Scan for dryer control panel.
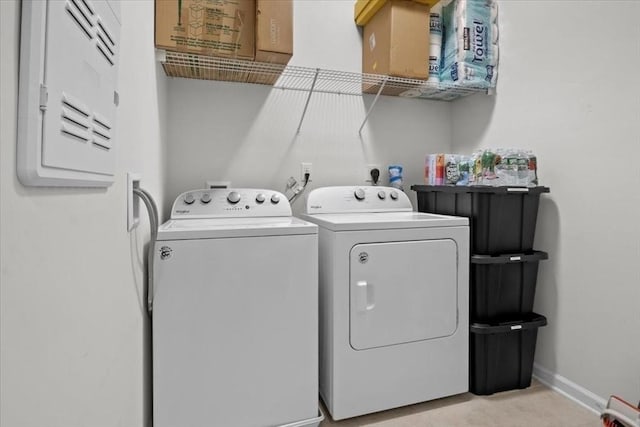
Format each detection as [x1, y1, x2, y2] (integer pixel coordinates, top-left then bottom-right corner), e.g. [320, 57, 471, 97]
[171, 189, 292, 219]
[305, 186, 412, 214]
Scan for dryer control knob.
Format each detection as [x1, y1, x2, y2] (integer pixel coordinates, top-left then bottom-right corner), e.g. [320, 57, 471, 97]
[200, 193, 212, 204]
[270, 194, 280, 204]
[377, 190, 386, 200]
[184, 193, 195, 205]
[354, 188, 366, 200]
[390, 190, 399, 200]
[227, 191, 241, 204]
[255, 193, 266, 204]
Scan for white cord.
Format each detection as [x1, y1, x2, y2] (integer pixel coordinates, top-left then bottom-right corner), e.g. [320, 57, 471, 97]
[288, 175, 310, 203]
[133, 188, 159, 316]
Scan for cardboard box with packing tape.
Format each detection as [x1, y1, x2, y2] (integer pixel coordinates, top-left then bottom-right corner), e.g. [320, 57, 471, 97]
[362, 0, 430, 94]
[248, 0, 293, 84]
[156, 0, 255, 81]
[156, 0, 255, 58]
[156, 0, 292, 84]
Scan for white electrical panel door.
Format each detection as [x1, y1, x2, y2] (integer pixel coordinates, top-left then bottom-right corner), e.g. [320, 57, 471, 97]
[18, 0, 121, 187]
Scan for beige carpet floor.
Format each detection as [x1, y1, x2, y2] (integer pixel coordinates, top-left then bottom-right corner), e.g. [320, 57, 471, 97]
[319, 380, 601, 427]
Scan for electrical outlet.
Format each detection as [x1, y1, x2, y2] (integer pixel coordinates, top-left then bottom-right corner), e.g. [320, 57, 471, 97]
[301, 162, 312, 183]
[127, 173, 141, 232]
[366, 164, 381, 185]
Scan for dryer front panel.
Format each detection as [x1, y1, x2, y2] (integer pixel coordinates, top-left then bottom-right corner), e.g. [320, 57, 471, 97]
[349, 239, 458, 350]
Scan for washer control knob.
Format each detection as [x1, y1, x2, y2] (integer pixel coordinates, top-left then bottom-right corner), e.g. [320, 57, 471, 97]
[354, 188, 366, 200]
[270, 194, 280, 204]
[255, 193, 266, 204]
[378, 191, 386, 200]
[200, 193, 212, 204]
[184, 193, 195, 205]
[227, 191, 241, 204]
[390, 190, 399, 200]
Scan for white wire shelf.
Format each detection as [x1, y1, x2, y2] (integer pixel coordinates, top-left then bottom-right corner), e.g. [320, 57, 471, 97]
[158, 50, 492, 133]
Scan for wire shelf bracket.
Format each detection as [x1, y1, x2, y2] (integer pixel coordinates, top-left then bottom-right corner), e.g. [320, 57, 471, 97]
[358, 76, 388, 137]
[296, 68, 319, 134]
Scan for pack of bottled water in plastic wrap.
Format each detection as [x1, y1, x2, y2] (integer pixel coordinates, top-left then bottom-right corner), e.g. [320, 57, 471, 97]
[425, 149, 538, 187]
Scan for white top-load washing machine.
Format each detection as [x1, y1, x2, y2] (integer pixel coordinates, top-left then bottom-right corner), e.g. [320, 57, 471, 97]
[302, 186, 470, 420]
[153, 189, 320, 427]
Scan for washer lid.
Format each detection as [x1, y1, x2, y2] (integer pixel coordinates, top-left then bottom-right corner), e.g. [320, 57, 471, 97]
[156, 216, 318, 240]
[300, 211, 468, 231]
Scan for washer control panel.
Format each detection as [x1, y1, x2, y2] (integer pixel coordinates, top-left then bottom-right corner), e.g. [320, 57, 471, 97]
[171, 188, 292, 219]
[305, 186, 412, 214]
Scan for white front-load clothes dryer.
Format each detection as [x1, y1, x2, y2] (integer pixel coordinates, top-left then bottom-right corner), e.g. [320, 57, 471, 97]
[301, 186, 470, 420]
[153, 189, 320, 427]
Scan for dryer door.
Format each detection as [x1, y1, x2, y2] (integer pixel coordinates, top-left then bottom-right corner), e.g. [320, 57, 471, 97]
[350, 239, 458, 350]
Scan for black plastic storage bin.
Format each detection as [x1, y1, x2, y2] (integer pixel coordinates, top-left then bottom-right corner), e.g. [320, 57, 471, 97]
[471, 251, 548, 321]
[411, 185, 550, 254]
[470, 313, 547, 395]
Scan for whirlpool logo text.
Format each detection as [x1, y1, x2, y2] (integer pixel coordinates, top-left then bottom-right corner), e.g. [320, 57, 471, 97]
[160, 246, 173, 260]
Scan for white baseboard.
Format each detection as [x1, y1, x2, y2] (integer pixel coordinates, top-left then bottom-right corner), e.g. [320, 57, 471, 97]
[533, 363, 607, 415]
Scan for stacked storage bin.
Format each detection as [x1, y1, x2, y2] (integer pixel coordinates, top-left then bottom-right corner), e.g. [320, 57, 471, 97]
[411, 185, 550, 395]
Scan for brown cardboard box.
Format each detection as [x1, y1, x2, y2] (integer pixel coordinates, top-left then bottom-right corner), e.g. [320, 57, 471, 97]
[247, 0, 293, 85]
[255, 0, 293, 64]
[362, 0, 429, 94]
[155, 0, 255, 61]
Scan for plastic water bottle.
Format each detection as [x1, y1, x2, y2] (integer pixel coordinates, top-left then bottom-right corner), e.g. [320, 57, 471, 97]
[388, 165, 404, 191]
[527, 151, 538, 187]
[516, 150, 529, 186]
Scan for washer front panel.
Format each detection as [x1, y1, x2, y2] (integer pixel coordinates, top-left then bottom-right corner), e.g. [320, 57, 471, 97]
[153, 234, 318, 427]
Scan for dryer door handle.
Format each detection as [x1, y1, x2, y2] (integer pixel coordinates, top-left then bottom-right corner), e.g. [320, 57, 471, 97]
[355, 281, 375, 312]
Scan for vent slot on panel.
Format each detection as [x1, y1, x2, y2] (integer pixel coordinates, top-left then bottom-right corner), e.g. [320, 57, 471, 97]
[96, 17, 117, 66]
[97, 19, 115, 47]
[66, 0, 94, 40]
[97, 33, 114, 56]
[93, 128, 110, 140]
[92, 113, 112, 131]
[92, 140, 111, 151]
[61, 108, 90, 130]
[92, 111, 112, 150]
[96, 44, 114, 65]
[60, 93, 92, 143]
[62, 92, 90, 117]
[71, 0, 94, 28]
[61, 124, 90, 143]
[80, 0, 95, 15]
[92, 129, 111, 144]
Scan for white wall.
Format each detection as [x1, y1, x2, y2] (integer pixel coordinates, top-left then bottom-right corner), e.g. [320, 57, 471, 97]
[0, 1, 166, 426]
[165, 0, 452, 216]
[452, 1, 640, 407]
